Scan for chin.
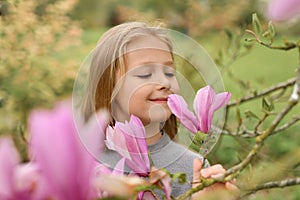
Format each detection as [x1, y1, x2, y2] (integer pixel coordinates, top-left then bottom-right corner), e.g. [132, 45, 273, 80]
[150, 112, 171, 124]
[139, 114, 170, 126]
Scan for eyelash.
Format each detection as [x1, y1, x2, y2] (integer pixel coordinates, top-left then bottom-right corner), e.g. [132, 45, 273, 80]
[136, 73, 175, 79]
[136, 74, 151, 78]
[165, 72, 175, 77]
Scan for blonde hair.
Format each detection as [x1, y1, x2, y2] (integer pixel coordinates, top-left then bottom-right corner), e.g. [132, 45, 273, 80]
[81, 21, 177, 139]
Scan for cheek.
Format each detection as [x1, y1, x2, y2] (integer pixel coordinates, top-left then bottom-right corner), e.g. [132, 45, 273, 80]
[128, 85, 151, 105]
[116, 77, 142, 100]
[171, 79, 180, 94]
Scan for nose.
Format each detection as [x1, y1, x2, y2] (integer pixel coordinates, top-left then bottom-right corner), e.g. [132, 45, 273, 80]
[155, 73, 171, 90]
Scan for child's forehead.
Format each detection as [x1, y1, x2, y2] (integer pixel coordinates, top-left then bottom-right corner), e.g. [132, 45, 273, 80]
[126, 35, 170, 52]
[124, 48, 173, 69]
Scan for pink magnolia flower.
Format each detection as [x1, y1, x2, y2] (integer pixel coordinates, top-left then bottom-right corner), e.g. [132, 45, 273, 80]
[105, 116, 172, 199]
[0, 137, 48, 200]
[267, 0, 300, 22]
[28, 101, 109, 200]
[168, 85, 231, 134]
[105, 115, 151, 176]
[148, 167, 172, 200]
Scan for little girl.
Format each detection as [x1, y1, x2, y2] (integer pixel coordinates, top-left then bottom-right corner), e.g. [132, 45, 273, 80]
[79, 22, 236, 198]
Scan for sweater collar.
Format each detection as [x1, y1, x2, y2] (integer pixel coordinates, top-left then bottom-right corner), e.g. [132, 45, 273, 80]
[148, 131, 170, 153]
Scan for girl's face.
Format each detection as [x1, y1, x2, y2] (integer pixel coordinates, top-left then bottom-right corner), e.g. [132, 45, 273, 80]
[112, 36, 179, 125]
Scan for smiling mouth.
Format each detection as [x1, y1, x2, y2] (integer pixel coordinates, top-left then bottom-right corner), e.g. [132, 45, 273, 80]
[150, 98, 168, 103]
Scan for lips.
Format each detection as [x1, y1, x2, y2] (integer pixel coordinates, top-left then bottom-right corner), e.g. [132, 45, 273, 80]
[149, 97, 168, 103]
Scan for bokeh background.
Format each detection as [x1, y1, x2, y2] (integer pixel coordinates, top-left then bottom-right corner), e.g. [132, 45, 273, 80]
[1, 0, 299, 199]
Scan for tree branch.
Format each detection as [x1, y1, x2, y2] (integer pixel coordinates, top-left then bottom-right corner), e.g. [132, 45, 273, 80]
[220, 114, 300, 137]
[176, 31, 300, 200]
[244, 177, 300, 196]
[224, 98, 298, 179]
[271, 115, 300, 134]
[254, 113, 268, 134]
[246, 29, 299, 51]
[175, 177, 218, 200]
[175, 96, 298, 199]
[227, 78, 296, 108]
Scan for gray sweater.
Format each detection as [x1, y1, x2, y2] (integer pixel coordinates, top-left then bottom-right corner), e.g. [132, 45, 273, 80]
[100, 133, 209, 198]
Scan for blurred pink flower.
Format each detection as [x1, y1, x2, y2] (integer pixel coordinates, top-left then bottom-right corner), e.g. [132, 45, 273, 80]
[138, 191, 157, 200]
[267, 0, 300, 22]
[93, 173, 149, 199]
[0, 137, 48, 200]
[168, 85, 231, 134]
[105, 115, 151, 176]
[28, 101, 109, 200]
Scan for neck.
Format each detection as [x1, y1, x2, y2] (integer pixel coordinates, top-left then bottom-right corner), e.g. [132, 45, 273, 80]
[144, 122, 162, 145]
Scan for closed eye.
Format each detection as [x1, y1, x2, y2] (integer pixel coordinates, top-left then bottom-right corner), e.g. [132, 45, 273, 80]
[136, 74, 152, 79]
[165, 72, 175, 77]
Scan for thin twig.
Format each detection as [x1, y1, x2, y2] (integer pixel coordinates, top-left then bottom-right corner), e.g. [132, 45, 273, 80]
[175, 97, 298, 199]
[227, 78, 296, 108]
[221, 114, 300, 137]
[224, 99, 298, 179]
[246, 29, 298, 51]
[270, 87, 287, 101]
[175, 177, 218, 200]
[254, 113, 268, 134]
[244, 177, 300, 197]
[272, 115, 300, 134]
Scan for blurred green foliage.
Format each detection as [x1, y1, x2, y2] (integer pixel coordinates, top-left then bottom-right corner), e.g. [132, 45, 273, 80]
[71, 0, 260, 36]
[0, 0, 82, 158]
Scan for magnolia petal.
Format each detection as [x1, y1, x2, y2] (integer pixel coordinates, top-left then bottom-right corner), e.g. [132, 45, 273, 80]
[194, 86, 215, 133]
[78, 110, 109, 159]
[13, 163, 39, 192]
[138, 191, 157, 200]
[13, 163, 50, 200]
[115, 118, 150, 176]
[113, 124, 134, 160]
[106, 125, 131, 159]
[129, 115, 148, 157]
[267, 0, 300, 21]
[129, 115, 150, 172]
[161, 175, 172, 200]
[213, 92, 231, 111]
[93, 174, 147, 198]
[168, 94, 199, 134]
[0, 137, 20, 198]
[129, 115, 146, 139]
[112, 158, 126, 175]
[94, 164, 112, 175]
[149, 168, 172, 200]
[28, 101, 97, 200]
[29, 103, 78, 198]
[104, 126, 116, 151]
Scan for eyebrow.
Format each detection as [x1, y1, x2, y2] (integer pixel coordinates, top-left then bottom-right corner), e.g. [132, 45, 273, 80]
[139, 60, 174, 66]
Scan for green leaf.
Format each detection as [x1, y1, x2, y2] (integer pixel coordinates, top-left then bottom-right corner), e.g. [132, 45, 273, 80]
[244, 109, 260, 120]
[148, 150, 155, 167]
[244, 38, 254, 48]
[262, 30, 270, 38]
[268, 21, 276, 38]
[224, 28, 233, 40]
[171, 172, 187, 184]
[262, 97, 274, 112]
[193, 131, 207, 147]
[252, 13, 262, 34]
[236, 107, 242, 125]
